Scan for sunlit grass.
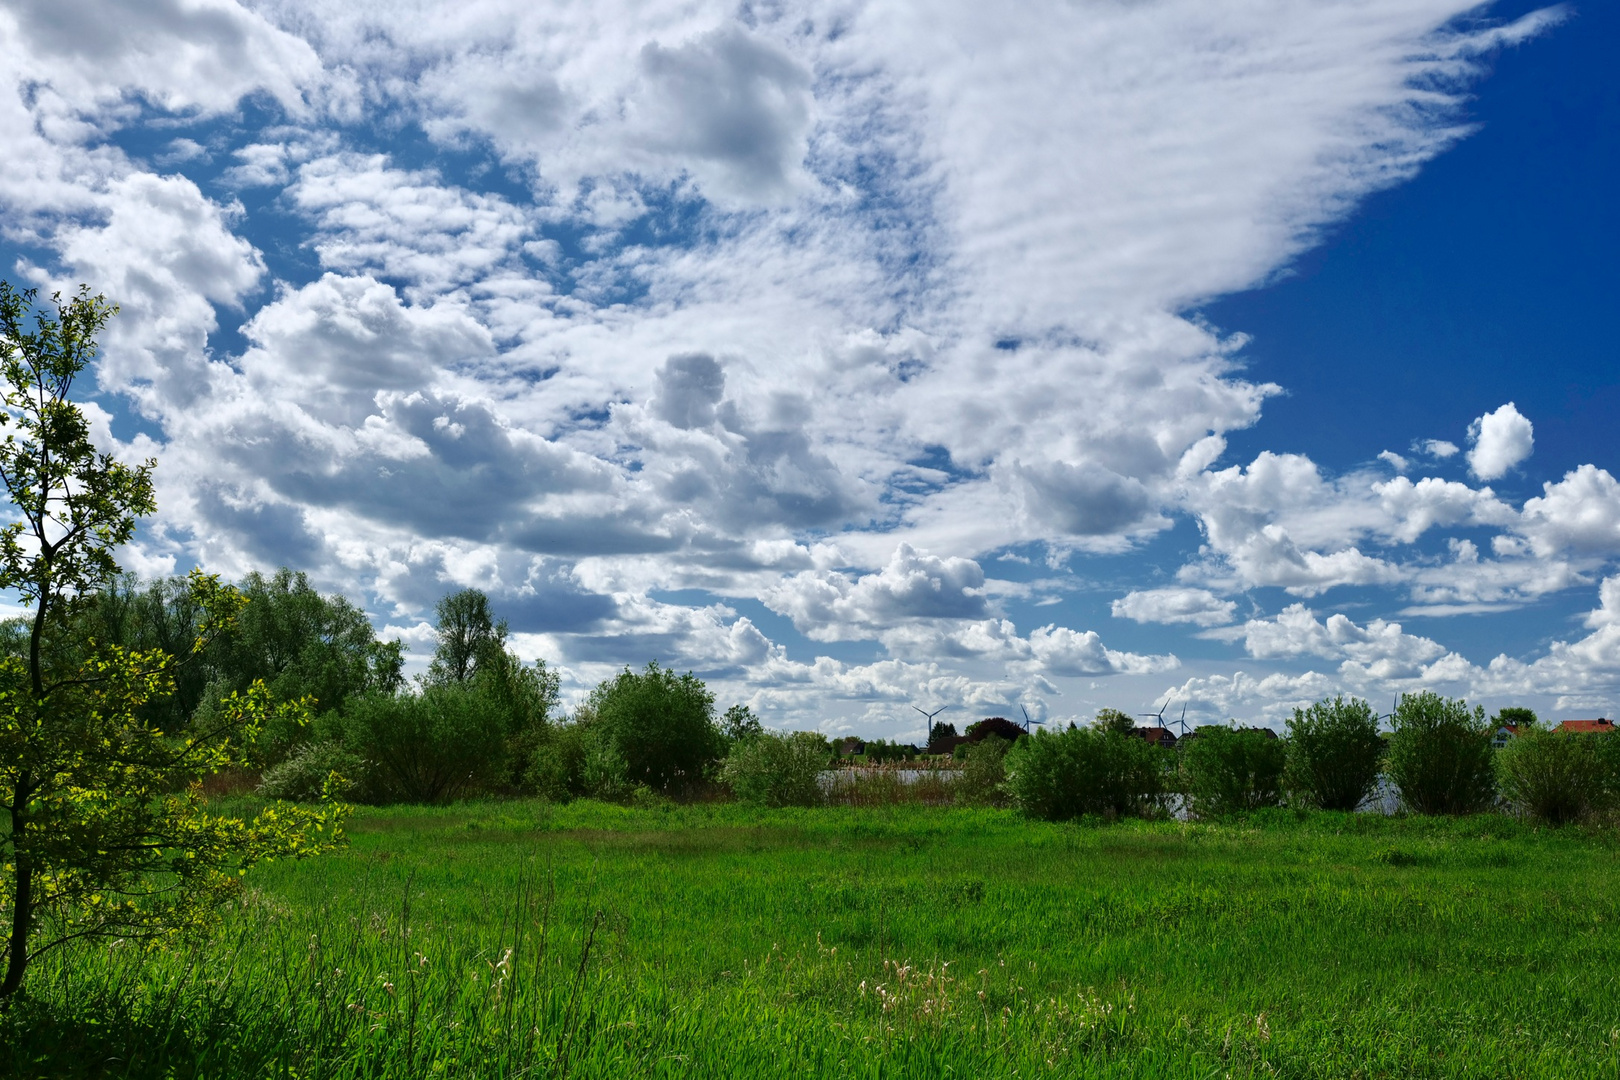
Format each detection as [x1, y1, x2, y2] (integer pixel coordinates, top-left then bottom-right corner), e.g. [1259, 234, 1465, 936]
[6, 802, 1620, 1077]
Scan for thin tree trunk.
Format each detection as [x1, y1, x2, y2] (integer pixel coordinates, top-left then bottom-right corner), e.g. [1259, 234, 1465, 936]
[1, 780, 32, 1001]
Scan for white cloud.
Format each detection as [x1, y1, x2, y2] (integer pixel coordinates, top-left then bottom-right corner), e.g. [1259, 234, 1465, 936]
[1416, 438, 1460, 458]
[1019, 626, 1179, 678]
[1113, 587, 1237, 627]
[1227, 603, 1451, 682]
[1516, 465, 1620, 558]
[1467, 402, 1534, 480]
[762, 543, 990, 640]
[0, 0, 321, 117]
[3, 0, 1603, 726]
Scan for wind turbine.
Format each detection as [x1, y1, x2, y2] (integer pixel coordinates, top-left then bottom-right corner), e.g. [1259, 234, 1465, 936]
[1138, 695, 1172, 728]
[1172, 702, 1190, 738]
[1019, 704, 1047, 733]
[913, 704, 952, 728]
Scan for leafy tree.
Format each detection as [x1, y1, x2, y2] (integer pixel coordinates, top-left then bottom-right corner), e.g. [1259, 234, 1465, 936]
[426, 588, 507, 686]
[721, 731, 829, 807]
[864, 738, 920, 763]
[0, 283, 342, 1000]
[1181, 727, 1287, 818]
[1497, 728, 1613, 825]
[1493, 706, 1539, 731]
[1094, 708, 1136, 735]
[1004, 725, 1170, 821]
[926, 721, 959, 755]
[201, 569, 404, 761]
[218, 568, 403, 704]
[587, 662, 721, 794]
[71, 575, 211, 729]
[1284, 696, 1385, 811]
[965, 716, 1025, 743]
[1386, 692, 1496, 815]
[411, 587, 561, 794]
[721, 703, 764, 745]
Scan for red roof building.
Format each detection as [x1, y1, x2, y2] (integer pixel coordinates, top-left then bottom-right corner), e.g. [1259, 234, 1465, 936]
[1557, 718, 1616, 735]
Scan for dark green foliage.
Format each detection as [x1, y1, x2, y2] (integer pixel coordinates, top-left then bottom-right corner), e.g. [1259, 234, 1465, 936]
[926, 721, 958, 754]
[965, 716, 1025, 743]
[1285, 696, 1385, 811]
[721, 703, 764, 746]
[204, 569, 404, 761]
[71, 576, 212, 730]
[336, 687, 508, 803]
[1181, 727, 1287, 818]
[1387, 692, 1496, 815]
[721, 731, 830, 807]
[862, 738, 918, 763]
[954, 735, 1010, 806]
[256, 741, 363, 802]
[523, 721, 590, 801]
[1494, 706, 1539, 730]
[586, 662, 722, 794]
[1003, 725, 1169, 821]
[1496, 728, 1613, 825]
[425, 588, 505, 686]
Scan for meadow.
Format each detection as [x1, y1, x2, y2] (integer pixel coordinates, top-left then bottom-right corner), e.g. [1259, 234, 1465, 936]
[5, 801, 1620, 1079]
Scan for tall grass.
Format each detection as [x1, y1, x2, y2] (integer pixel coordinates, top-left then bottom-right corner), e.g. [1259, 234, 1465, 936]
[6, 801, 1620, 1078]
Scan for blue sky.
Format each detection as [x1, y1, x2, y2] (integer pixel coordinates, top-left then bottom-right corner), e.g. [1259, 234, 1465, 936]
[1, 0, 1616, 737]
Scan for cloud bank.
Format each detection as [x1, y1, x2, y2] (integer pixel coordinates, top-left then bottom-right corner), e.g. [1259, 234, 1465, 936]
[0, 0, 1608, 732]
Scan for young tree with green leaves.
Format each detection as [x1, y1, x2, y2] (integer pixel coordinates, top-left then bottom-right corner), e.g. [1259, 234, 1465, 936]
[1285, 696, 1385, 811]
[1181, 727, 1288, 818]
[1093, 707, 1137, 735]
[1386, 691, 1496, 815]
[0, 283, 343, 1001]
[588, 661, 721, 795]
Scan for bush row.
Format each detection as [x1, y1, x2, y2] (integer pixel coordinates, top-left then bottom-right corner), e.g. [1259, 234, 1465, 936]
[1003, 692, 1620, 826]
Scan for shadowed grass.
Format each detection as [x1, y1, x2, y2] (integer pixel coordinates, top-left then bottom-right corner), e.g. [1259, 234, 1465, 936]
[5, 802, 1620, 1077]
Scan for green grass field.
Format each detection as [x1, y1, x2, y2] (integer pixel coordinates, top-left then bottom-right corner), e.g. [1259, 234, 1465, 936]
[6, 802, 1620, 1078]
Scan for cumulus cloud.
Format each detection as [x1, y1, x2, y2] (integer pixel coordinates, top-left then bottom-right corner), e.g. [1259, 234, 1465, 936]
[1113, 587, 1236, 627]
[1019, 626, 1179, 678]
[634, 27, 814, 202]
[1516, 465, 1620, 557]
[653, 354, 726, 429]
[1416, 438, 1461, 458]
[1467, 402, 1534, 480]
[763, 544, 990, 640]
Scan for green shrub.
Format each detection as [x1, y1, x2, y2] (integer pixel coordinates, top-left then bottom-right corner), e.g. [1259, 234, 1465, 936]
[1497, 729, 1613, 825]
[256, 740, 363, 802]
[580, 725, 632, 801]
[1285, 696, 1385, 811]
[954, 736, 1011, 807]
[720, 731, 830, 807]
[1004, 726, 1170, 821]
[1386, 692, 1495, 815]
[523, 722, 583, 801]
[337, 685, 509, 803]
[588, 663, 723, 795]
[1181, 727, 1287, 818]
